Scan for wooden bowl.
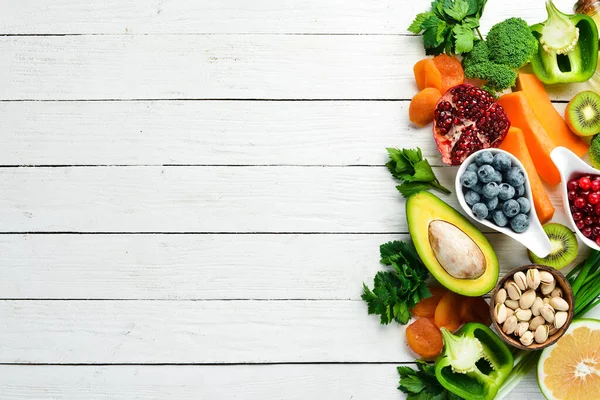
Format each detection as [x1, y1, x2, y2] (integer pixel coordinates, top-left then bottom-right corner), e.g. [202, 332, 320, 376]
[489, 264, 574, 351]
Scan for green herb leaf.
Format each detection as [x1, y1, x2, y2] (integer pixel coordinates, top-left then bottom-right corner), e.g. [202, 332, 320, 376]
[386, 147, 451, 197]
[397, 182, 434, 198]
[422, 15, 447, 48]
[453, 24, 475, 53]
[445, 0, 470, 21]
[408, 12, 435, 34]
[462, 16, 480, 29]
[398, 361, 466, 399]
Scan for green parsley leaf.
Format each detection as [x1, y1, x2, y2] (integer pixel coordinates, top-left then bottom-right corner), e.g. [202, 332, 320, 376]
[445, 0, 469, 21]
[462, 16, 480, 29]
[453, 24, 475, 53]
[422, 15, 446, 48]
[408, 12, 435, 34]
[398, 361, 466, 399]
[386, 147, 451, 197]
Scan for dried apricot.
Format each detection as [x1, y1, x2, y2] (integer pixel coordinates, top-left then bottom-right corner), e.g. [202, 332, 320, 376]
[409, 88, 441, 127]
[413, 59, 442, 92]
[434, 291, 463, 331]
[433, 54, 465, 93]
[460, 296, 492, 326]
[406, 317, 444, 359]
[411, 286, 448, 318]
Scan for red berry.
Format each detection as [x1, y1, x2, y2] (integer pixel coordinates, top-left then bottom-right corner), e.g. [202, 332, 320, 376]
[596, 205, 600, 216]
[596, 236, 600, 246]
[592, 180, 600, 192]
[582, 191, 591, 198]
[575, 197, 587, 208]
[580, 177, 592, 190]
[569, 190, 578, 200]
[568, 180, 580, 191]
[583, 226, 593, 237]
[573, 211, 584, 221]
[593, 226, 600, 237]
[584, 203, 595, 214]
[590, 193, 600, 205]
[577, 220, 586, 230]
[585, 216, 594, 225]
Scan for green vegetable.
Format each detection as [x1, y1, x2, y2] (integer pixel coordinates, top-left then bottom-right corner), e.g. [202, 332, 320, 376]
[486, 17, 538, 70]
[435, 323, 513, 400]
[398, 360, 464, 400]
[530, 0, 599, 84]
[590, 135, 600, 169]
[386, 147, 451, 198]
[408, 0, 487, 56]
[362, 241, 431, 325]
[497, 250, 600, 399]
[462, 18, 537, 96]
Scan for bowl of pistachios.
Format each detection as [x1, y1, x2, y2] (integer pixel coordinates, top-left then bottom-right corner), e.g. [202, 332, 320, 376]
[489, 265, 574, 350]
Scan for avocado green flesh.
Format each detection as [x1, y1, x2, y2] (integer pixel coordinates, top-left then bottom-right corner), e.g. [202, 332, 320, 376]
[406, 192, 499, 297]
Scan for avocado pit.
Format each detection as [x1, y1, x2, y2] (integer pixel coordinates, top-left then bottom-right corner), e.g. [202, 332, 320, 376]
[428, 220, 486, 279]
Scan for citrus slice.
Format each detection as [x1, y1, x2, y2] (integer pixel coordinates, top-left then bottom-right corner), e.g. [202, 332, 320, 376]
[538, 318, 600, 399]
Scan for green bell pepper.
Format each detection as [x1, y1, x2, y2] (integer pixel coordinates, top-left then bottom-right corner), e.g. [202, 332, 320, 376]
[530, 0, 598, 84]
[434, 323, 514, 400]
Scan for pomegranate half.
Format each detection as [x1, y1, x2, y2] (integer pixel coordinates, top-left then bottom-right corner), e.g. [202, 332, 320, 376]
[433, 84, 510, 165]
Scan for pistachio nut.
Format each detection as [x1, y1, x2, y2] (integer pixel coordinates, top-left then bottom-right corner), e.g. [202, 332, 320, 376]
[539, 271, 554, 285]
[520, 330, 534, 346]
[543, 297, 551, 305]
[550, 297, 569, 311]
[516, 322, 529, 337]
[502, 316, 518, 335]
[527, 268, 541, 290]
[506, 308, 515, 318]
[541, 304, 555, 323]
[550, 288, 563, 298]
[554, 311, 568, 330]
[495, 288, 507, 305]
[513, 271, 528, 291]
[494, 303, 508, 324]
[529, 315, 546, 331]
[534, 324, 549, 344]
[549, 325, 559, 335]
[506, 281, 522, 300]
[531, 297, 544, 317]
[515, 308, 532, 322]
[541, 280, 557, 295]
[519, 289, 536, 309]
[505, 299, 520, 310]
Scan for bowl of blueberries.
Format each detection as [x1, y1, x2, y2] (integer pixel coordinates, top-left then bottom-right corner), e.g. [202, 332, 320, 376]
[455, 149, 552, 258]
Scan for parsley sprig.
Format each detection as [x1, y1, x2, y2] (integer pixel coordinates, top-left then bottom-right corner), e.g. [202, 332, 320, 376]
[362, 241, 431, 325]
[408, 0, 488, 55]
[398, 361, 464, 400]
[386, 148, 451, 198]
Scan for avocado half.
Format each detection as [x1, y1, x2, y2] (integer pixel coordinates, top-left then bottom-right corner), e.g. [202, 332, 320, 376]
[407, 192, 499, 297]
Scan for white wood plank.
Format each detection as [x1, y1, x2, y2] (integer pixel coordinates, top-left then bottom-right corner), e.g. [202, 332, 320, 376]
[0, 364, 544, 400]
[0, 35, 580, 101]
[2, 233, 581, 300]
[0, 101, 570, 167]
[0, 166, 570, 233]
[0, 0, 575, 35]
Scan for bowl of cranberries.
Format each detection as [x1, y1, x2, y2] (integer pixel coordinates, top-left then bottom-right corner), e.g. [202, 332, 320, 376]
[551, 147, 600, 250]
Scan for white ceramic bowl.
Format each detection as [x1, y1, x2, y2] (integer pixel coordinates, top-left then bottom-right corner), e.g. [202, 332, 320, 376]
[550, 146, 600, 251]
[455, 149, 552, 258]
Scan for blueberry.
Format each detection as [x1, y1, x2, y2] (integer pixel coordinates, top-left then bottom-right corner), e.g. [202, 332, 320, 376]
[492, 153, 512, 172]
[471, 182, 483, 194]
[475, 151, 494, 166]
[503, 199, 520, 218]
[515, 185, 525, 197]
[464, 191, 481, 206]
[498, 183, 516, 201]
[466, 163, 479, 173]
[486, 196, 499, 211]
[472, 203, 489, 219]
[492, 171, 503, 184]
[517, 197, 531, 214]
[460, 170, 478, 188]
[492, 210, 508, 227]
[477, 165, 496, 183]
[506, 167, 526, 187]
[482, 182, 500, 199]
[510, 213, 530, 233]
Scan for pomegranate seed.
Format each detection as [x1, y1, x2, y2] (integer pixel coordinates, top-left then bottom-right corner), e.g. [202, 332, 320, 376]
[592, 180, 600, 192]
[590, 193, 600, 205]
[575, 197, 587, 208]
[573, 211, 584, 221]
[568, 180, 579, 191]
[580, 177, 592, 190]
[583, 226, 593, 237]
[569, 190, 578, 200]
[585, 216, 594, 225]
[577, 220, 586, 230]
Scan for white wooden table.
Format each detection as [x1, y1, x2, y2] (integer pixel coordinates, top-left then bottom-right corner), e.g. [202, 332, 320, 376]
[0, 0, 594, 398]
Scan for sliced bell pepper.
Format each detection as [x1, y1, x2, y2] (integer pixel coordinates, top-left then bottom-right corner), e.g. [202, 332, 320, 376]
[434, 323, 513, 400]
[530, 0, 598, 84]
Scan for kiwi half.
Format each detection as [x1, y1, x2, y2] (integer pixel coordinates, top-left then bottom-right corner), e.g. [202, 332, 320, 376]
[528, 223, 578, 269]
[566, 91, 600, 137]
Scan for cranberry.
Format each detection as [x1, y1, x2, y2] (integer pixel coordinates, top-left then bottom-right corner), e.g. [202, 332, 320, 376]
[569, 190, 578, 200]
[585, 216, 594, 225]
[583, 226, 593, 237]
[568, 180, 579, 191]
[590, 193, 600, 205]
[593, 226, 600, 237]
[584, 203, 595, 215]
[595, 204, 600, 216]
[596, 236, 600, 247]
[582, 191, 591, 198]
[574, 197, 587, 208]
[573, 211, 584, 221]
[592, 180, 600, 192]
[577, 220, 586, 230]
[580, 177, 592, 190]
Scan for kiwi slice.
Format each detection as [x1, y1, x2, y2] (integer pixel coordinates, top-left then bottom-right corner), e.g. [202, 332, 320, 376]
[528, 223, 578, 269]
[566, 91, 600, 137]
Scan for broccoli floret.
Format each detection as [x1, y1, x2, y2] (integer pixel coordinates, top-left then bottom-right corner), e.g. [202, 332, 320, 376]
[464, 61, 517, 97]
[462, 41, 490, 70]
[486, 17, 538, 69]
[590, 135, 600, 169]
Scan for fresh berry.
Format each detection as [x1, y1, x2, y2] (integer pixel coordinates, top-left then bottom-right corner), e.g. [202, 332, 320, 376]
[574, 197, 587, 209]
[482, 182, 500, 199]
[460, 171, 478, 188]
[498, 183, 515, 201]
[592, 180, 600, 192]
[585, 216, 595, 225]
[583, 226, 593, 237]
[567, 180, 579, 191]
[515, 185, 525, 197]
[503, 199, 520, 218]
[475, 151, 494, 166]
[589, 193, 600, 205]
[577, 220, 586, 230]
[492, 153, 512, 172]
[510, 214, 530, 233]
[477, 165, 496, 184]
[492, 210, 508, 227]
[584, 203, 595, 215]
[573, 211, 583, 221]
[466, 163, 479, 173]
[580, 176, 592, 191]
[516, 197, 531, 214]
[595, 204, 600, 216]
[464, 190, 480, 206]
[486, 196, 499, 211]
[569, 190, 578, 201]
[593, 226, 600, 237]
[492, 171, 503, 184]
[472, 203, 489, 219]
[506, 167, 526, 187]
